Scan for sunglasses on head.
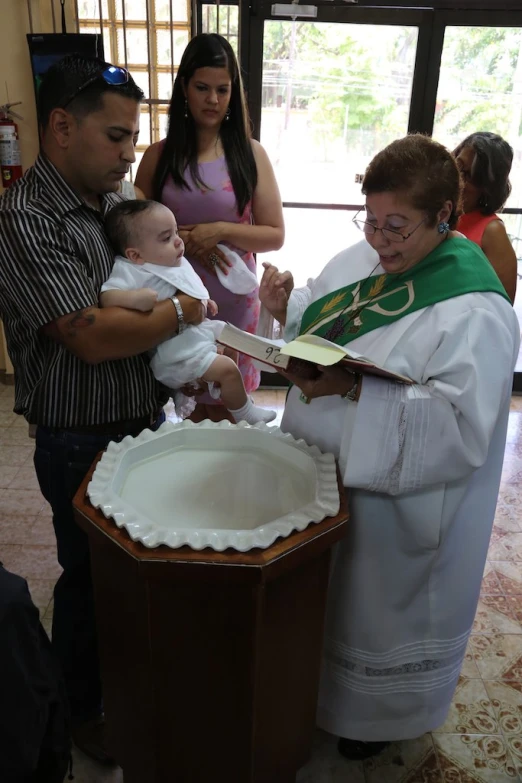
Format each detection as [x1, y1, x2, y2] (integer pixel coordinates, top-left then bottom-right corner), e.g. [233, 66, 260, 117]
[61, 65, 130, 109]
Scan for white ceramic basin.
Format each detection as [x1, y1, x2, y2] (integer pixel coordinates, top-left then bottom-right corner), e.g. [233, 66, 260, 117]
[87, 420, 340, 552]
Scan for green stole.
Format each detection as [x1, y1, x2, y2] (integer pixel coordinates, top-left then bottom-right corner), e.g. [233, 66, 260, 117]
[299, 237, 509, 344]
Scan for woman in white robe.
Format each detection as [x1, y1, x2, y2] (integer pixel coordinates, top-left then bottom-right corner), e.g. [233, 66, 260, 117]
[259, 135, 520, 760]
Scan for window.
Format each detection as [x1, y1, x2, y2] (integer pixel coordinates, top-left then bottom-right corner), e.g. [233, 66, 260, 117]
[76, 0, 192, 173]
[201, 4, 239, 54]
[433, 23, 522, 371]
[257, 20, 418, 284]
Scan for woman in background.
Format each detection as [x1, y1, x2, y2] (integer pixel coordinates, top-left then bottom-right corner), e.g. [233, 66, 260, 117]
[136, 33, 284, 421]
[453, 131, 517, 302]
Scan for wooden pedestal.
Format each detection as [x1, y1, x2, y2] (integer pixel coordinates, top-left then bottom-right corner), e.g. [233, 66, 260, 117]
[74, 464, 349, 783]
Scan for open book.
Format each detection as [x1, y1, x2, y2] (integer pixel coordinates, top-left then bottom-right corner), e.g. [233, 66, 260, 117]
[217, 323, 413, 385]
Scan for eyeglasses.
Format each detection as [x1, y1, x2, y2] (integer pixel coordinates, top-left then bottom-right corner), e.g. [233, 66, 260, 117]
[61, 65, 130, 109]
[352, 210, 427, 243]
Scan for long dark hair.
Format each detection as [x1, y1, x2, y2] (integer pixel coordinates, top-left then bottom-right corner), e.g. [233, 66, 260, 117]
[453, 132, 513, 215]
[152, 34, 257, 216]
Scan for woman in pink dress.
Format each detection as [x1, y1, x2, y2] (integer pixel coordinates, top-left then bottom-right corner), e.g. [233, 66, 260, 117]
[136, 33, 284, 421]
[453, 132, 517, 302]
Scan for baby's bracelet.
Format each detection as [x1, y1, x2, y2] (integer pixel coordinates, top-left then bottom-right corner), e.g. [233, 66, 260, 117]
[171, 295, 186, 334]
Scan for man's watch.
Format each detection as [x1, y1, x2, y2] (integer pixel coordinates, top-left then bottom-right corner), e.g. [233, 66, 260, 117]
[171, 295, 186, 334]
[341, 372, 361, 402]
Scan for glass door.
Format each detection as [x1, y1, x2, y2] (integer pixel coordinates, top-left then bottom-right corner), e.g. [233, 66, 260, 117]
[431, 16, 522, 380]
[258, 20, 419, 285]
[237, 3, 522, 386]
[249, 12, 426, 286]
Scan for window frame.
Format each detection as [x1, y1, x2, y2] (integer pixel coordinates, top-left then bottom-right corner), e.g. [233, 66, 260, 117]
[76, 0, 192, 165]
[239, 2, 522, 387]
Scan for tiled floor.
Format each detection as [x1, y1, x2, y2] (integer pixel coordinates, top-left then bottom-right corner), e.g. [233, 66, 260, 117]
[1, 382, 522, 782]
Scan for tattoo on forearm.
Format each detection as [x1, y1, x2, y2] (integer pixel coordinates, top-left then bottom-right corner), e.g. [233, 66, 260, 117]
[42, 307, 97, 346]
[65, 308, 96, 338]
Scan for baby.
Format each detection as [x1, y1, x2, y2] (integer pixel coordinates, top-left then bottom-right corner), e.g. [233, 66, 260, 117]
[101, 199, 276, 425]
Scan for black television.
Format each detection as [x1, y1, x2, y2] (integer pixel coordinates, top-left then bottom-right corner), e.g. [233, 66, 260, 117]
[27, 33, 105, 110]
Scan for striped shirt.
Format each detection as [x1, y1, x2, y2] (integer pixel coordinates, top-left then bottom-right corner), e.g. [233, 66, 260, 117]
[0, 154, 166, 427]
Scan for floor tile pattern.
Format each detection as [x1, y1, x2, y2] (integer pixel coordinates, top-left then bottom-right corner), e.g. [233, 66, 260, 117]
[1, 383, 522, 781]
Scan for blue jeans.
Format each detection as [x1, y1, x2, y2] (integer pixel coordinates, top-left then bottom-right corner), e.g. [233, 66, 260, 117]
[33, 415, 165, 721]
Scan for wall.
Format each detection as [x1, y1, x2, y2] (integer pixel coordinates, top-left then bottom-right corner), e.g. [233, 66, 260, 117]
[0, 0, 53, 374]
[0, 1, 40, 175]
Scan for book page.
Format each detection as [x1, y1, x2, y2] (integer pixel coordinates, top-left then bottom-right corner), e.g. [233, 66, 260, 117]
[217, 323, 289, 369]
[218, 323, 412, 383]
[280, 338, 342, 366]
[281, 333, 371, 366]
[297, 334, 368, 359]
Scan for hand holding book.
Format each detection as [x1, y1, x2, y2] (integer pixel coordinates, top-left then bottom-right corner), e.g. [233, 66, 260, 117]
[284, 357, 323, 380]
[281, 361, 361, 402]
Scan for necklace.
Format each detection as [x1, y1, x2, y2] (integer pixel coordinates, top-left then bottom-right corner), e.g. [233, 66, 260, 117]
[321, 260, 404, 342]
[318, 234, 451, 343]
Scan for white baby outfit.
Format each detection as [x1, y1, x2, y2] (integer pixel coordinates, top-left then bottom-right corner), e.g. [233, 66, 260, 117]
[101, 248, 277, 424]
[101, 246, 260, 408]
[101, 255, 227, 391]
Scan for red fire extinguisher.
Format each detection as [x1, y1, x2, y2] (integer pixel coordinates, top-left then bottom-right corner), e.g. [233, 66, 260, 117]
[0, 102, 23, 188]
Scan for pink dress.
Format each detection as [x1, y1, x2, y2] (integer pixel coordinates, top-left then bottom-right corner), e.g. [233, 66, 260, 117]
[161, 156, 260, 405]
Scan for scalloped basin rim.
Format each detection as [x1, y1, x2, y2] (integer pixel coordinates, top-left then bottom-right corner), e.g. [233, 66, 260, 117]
[87, 419, 340, 552]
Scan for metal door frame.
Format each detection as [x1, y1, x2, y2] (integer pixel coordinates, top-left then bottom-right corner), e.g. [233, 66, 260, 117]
[196, 1, 522, 388]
